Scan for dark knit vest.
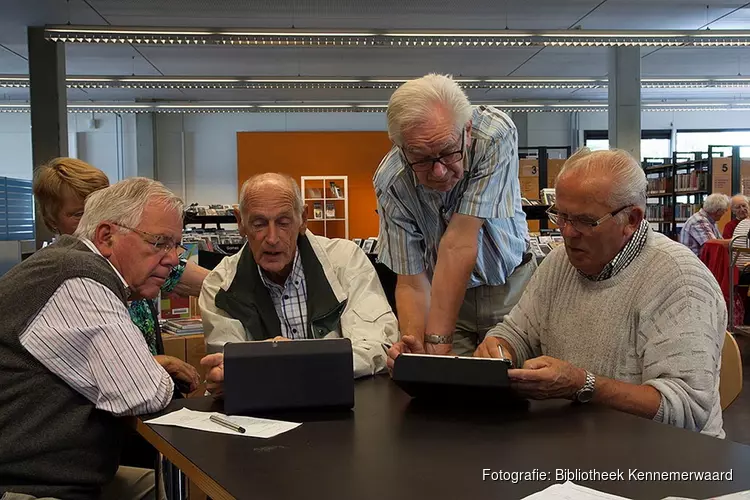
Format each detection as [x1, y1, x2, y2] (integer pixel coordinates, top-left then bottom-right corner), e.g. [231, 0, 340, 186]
[0, 236, 129, 500]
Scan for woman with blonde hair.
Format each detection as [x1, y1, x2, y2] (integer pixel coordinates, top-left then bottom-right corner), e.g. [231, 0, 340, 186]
[33, 157, 110, 235]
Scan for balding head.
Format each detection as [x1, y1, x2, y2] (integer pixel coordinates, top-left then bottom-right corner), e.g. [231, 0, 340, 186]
[239, 173, 305, 221]
[237, 173, 308, 284]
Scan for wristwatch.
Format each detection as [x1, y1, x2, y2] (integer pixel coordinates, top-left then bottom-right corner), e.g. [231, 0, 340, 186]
[575, 371, 596, 403]
[423, 334, 454, 345]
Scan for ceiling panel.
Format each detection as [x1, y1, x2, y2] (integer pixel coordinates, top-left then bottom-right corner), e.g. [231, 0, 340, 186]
[65, 45, 162, 76]
[508, 47, 608, 77]
[576, 0, 743, 30]
[87, 0, 601, 30]
[136, 45, 541, 77]
[642, 48, 750, 76]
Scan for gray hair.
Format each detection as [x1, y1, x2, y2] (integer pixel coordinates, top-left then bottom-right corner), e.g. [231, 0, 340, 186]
[730, 194, 748, 209]
[386, 73, 473, 146]
[704, 193, 731, 214]
[73, 177, 183, 240]
[558, 147, 648, 216]
[239, 173, 304, 220]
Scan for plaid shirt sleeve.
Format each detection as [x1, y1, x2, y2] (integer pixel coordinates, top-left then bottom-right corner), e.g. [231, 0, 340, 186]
[690, 219, 719, 247]
[457, 121, 518, 220]
[376, 189, 426, 276]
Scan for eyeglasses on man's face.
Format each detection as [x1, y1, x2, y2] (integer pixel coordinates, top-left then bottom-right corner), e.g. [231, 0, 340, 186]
[546, 205, 631, 234]
[115, 223, 186, 256]
[402, 132, 465, 172]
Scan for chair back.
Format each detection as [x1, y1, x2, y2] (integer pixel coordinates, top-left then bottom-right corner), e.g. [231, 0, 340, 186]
[720, 332, 743, 410]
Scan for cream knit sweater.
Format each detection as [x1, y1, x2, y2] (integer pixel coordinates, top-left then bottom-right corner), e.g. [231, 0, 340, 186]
[487, 229, 726, 438]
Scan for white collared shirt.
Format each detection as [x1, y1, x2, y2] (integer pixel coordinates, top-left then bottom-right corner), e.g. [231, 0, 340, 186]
[18, 237, 173, 416]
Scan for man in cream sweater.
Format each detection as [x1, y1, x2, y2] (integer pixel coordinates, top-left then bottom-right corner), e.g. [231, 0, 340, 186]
[388, 147, 726, 438]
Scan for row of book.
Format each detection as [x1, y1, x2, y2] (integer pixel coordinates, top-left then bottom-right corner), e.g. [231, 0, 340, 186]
[646, 205, 673, 221]
[646, 177, 672, 194]
[311, 201, 338, 219]
[674, 172, 708, 192]
[182, 229, 245, 255]
[646, 203, 703, 222]
[185, 204, 235, 217]
[305, 181, 344, 199]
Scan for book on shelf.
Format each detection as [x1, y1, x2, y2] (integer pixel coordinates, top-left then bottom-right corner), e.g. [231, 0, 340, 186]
[313, 202, 323, 219]
[325, 201, 336, 218]
[646, 177, 673, 194]
[329, 181, 343, 198]
[674, 171, 708, 192]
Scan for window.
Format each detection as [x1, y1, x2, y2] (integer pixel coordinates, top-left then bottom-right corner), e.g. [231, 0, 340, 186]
[583, 130, 671, 161]
[675, 130, 750, 157]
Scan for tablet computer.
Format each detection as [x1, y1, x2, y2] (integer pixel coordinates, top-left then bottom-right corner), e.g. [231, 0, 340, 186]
[224, 338, 354, 415]
[392, 353, 514, 402]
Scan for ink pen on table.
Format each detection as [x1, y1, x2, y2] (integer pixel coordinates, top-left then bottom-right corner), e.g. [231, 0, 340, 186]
[210, 414, 246, 434]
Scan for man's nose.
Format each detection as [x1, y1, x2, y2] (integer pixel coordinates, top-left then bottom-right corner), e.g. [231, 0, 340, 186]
[431, 160, 447, 177]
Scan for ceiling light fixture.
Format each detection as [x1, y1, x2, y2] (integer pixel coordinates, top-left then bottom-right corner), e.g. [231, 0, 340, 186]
[44, 26, 750, 47]
[7, 75, 750, 91]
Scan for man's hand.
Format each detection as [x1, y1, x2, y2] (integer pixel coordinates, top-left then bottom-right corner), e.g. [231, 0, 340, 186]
[385, 335, 426, 374]
[154, 355, 200, 393]
[508, 356, 586, 400]
[200, 353, 225, 398]
[474, 336, 505, 358]
[266, 336, 292, 342]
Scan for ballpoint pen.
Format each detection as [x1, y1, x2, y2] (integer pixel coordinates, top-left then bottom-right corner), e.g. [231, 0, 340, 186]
[210, 414, 246, 434]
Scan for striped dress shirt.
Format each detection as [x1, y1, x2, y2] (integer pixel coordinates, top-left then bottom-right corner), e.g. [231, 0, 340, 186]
[374, 105, 529, 288]
[258, 251, 309, 339]
[19, 239, 174, 417]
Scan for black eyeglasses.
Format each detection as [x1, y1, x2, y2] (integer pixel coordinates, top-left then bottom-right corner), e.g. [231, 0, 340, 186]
[115, 223, 186, 256]
[546, 205, 631, 233]
[402, 133, 465, 172]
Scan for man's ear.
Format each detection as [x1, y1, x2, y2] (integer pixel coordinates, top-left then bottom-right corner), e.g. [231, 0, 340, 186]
[233, 207, 248, 238]
[93, 222, 116, 257]
[299, 208, 308, 235]
[628, 206, 645, 229]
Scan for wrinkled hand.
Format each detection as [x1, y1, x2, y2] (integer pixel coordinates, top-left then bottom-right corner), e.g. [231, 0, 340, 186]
[474, 336, 505, 359]
[385, 335, 426, 374]
[508, 356, 586, 400]
[200, 353, 225, 398]
[154, 355, 200, 393]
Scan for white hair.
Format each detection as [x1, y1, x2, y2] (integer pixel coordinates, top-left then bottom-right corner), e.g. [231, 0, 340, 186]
[239, 173, 305, 220]
[558, 147, 647, 218]
[704, 193, 731, 214]
[73, 177, 183, 240]
[386, 73, 473, 146]
[730, 194, 748, 209]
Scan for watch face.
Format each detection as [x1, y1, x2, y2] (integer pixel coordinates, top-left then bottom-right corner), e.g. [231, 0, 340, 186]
[577, 389, 594, 403]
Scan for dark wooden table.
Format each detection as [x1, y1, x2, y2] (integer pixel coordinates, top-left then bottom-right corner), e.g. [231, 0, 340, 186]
[138, 376, 750, 500]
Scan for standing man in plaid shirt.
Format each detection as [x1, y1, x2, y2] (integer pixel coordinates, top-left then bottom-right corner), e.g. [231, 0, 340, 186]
[680, 193, 730, 256]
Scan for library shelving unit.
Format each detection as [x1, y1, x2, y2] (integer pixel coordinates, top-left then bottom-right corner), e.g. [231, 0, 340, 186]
[301, 176, 349, 239]
[643, 152, 711, 239]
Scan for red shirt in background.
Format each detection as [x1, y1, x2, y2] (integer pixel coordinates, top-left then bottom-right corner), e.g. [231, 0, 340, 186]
[723, 218, 741, 239]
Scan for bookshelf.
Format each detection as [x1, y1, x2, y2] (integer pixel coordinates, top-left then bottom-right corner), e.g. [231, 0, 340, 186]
[301, 176, 349, 239]
[643, 152, 711, 239]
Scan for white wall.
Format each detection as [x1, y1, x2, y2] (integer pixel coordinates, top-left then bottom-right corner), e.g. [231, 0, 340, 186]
[154, 112, 388, 205]
[578, 110, 750, 132]
[527, 112, 572, 147]
[0, 112, 137, 182]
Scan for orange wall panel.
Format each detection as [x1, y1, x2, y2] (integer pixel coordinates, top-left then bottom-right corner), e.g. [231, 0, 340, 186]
[237, 131, 393, 239]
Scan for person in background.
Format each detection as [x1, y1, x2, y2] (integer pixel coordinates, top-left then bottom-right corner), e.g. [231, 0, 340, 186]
[679, 193, 730, 256]
[722, 194, 749, 239]
[0, 177, 191, 499]
[200, 173, 398, 395]
[375, 73, 535, 359]
[33, 157, 209, 359]
[388, 148, 726, 438]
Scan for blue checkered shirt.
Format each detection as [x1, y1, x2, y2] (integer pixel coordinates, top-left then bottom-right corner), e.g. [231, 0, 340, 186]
[258, 251, 308, 339]
[374, 105, 529, 288]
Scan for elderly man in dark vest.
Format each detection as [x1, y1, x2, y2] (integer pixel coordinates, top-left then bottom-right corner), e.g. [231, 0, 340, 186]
[0, 177, 195, 500]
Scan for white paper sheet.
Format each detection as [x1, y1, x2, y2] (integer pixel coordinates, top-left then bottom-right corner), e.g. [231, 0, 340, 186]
[144, 408, 301, 438]
[522, 482, 632, 500]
